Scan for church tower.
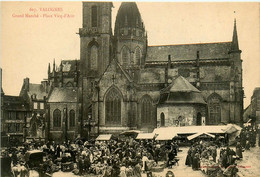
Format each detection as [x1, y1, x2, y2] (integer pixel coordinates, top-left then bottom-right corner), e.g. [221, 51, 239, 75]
[229, 19, 243, 125]
[78, 2, 113, 137]
[114, 2, 147, 81]
[79, 2, 113, 78]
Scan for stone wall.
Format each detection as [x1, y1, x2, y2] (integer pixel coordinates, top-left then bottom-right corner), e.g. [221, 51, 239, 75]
[48, 102, 79, 141]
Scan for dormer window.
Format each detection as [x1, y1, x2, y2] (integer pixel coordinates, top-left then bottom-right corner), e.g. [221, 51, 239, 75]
[33, 102, 37, 109]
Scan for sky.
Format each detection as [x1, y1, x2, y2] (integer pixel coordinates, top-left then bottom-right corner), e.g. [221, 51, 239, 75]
[1, 1, 259, 108]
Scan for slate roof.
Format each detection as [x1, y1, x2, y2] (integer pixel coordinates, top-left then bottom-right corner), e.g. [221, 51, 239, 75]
[159, 92, 206, 104]
[115, 2, 143, 32]
[146, 42, 232, 62]
[48, 87, 77, 103]
[28, 83, 47, 100]
[3, 95, 29, 111]
[159, 76, 206, 104]
[162, 76, 200, 93]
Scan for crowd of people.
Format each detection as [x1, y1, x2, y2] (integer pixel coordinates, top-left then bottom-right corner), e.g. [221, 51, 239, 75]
[184, 125, 259, 177]
[1, 125, 259, 177]
[237, 126, 258, 150]
[1, 137, 178, 177]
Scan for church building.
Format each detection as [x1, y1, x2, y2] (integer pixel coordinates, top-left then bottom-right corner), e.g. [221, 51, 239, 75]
[20, 2, 244, 142]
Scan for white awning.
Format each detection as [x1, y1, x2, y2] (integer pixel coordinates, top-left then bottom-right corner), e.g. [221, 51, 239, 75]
[136, 133, 155, 140]
[96, 134, 112, 141]
[155, 131, 177, 141]
[187, 132, 215, 140]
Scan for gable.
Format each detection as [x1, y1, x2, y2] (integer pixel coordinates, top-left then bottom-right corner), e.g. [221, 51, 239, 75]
[98, 59, 133, 100]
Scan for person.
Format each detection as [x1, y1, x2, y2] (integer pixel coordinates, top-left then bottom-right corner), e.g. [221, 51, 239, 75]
[235, 142, 243, 159]
[78, 156, 84, 175]
[185, 148, 192, 166]
[166, 170, 175, 177]
[141, 153, 149, 172]
[167, 149, 175, 168]
[192, 152, 200, 170]
[212, 146, 217, 162]
[258, 132, 260, 147]
[223, 163, 238, 177]
[119, 164, 127, 177]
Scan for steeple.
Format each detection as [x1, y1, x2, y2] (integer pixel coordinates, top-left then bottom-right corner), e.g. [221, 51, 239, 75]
[230, 19, 241, 53]
[48, 63, 51, 74]
[53, 59, 56, 72]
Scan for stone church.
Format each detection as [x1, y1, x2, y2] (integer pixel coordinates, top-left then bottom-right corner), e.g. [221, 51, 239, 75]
[20, 2, 243, 141]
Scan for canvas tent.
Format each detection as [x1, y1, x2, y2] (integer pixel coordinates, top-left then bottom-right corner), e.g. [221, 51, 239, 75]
[136, 133, 155, 140]
[96, 134, 112, 141]
[155, 130, 177, 141]
[187, 132, 215, 140]
[153, 124, 241, 143]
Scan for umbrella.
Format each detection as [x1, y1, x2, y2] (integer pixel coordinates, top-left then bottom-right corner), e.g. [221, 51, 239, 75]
[120, 130, 143, 136]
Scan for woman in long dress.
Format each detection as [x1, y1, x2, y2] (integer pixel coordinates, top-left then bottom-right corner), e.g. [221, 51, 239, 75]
[236, 142, 243, 159]
[192, 152, 200, 170]
[185, 148, 192, 166]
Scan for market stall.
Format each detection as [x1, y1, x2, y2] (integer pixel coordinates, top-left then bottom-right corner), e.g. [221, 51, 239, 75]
[136, 133, 155, 140]
[96, 134, 112, 141]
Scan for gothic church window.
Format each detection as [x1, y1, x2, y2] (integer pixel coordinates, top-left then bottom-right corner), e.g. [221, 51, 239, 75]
[160, 112, 165, 127]
[91, 6, 98, 27]
[134, 47, 141, 65]
[121, 46, 130, 65]
[208, 94, 221, 125]
[90, 45, 98, 70]
[53, 109, 61, 127]
[69, 110, 75, 127]
[105, 88, 121, 125]
[140, 95, 153, 125]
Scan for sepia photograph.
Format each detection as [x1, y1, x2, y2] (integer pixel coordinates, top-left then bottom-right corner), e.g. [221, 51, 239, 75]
[1, 1, 260, 177]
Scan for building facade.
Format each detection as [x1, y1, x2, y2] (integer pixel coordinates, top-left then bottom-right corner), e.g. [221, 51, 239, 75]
[17, 2, 244, 141]
[243, 87, 260, 125]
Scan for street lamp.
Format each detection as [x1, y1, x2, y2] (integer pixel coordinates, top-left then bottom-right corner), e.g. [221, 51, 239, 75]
[63, 106, 68, 142]
[88, 113, 92, 140]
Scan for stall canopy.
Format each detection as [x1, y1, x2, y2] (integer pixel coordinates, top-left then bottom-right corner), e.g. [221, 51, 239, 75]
[136, 133, 155, 140]
[155, 131, 177, 141]
[187, 132, 215, 140]
[120, 130, 143, 135]
[96, 134, 112, 141]
[153, 124, 241, 141]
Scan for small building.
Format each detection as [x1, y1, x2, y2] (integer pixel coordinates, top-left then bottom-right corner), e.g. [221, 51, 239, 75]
[1, 95, 30, 144]
[47, 87, 79, 142]
[243, 87, 260, 126]
[19, 78, 48, 140]
[157, 76, 207, 127]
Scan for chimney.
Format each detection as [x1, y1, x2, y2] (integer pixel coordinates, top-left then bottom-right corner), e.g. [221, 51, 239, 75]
[168, 55, 171, 68]
[41, 81, 48, 93]
[24, 78, 29, 91]
[197, 51, 200, 59]
[196, 51, 200, 88]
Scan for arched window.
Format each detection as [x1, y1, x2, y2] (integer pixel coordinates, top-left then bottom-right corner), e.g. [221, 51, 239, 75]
[134, 47, 141, 65]
[90, 45, 98, 70]
[69, 110, 75, 127]
[121, 46, 130, 65]
[208, 94, 222, 125]
[105, 88, 121, 125]
[197, 112, 202, 125]
[140, 95, 153, 125]
[160, 112, 165, 127]
[91, 6, 97, 27]
[53, 109, 61, 127]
